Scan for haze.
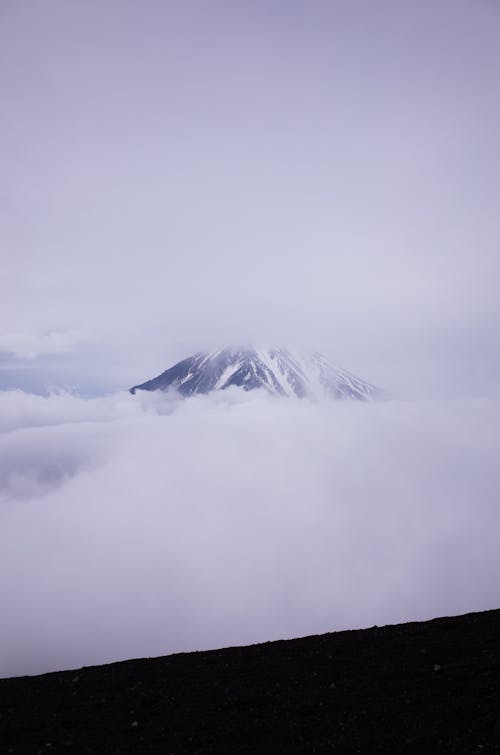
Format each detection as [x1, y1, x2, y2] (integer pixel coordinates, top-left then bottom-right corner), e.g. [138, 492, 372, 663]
[1, 1, 500, 678]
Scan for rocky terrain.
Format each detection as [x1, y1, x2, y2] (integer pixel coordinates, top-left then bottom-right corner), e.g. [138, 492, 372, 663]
[1, 608, 499, 753]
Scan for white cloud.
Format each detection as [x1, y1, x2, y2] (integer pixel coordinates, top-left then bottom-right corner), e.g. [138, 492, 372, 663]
[1, 389, 498, 677]
[0, 330, 80, 359]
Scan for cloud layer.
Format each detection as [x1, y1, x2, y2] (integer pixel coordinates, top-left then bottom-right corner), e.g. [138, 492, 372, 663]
[1, 389, 498, 677]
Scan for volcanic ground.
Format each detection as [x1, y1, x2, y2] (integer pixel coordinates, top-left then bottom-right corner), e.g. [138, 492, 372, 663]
[1, 609, 499, 753]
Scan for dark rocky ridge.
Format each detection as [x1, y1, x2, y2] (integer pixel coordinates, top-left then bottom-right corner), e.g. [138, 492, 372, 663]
[1, 608, 499, 753]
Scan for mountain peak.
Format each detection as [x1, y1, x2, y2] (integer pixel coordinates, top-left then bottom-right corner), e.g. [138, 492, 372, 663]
[130, 346, 382, 401]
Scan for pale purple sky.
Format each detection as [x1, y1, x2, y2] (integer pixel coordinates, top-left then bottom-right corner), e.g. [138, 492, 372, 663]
[1, 0, 500, 396]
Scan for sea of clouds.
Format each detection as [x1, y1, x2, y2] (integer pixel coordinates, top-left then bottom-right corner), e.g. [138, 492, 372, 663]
[1, 387, 499, 677]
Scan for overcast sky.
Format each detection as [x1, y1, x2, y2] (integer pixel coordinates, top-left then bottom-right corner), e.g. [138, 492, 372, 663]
[1, 0, 500, 395]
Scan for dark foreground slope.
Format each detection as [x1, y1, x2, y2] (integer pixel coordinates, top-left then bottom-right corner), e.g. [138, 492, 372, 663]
[1, 610, 499, 754]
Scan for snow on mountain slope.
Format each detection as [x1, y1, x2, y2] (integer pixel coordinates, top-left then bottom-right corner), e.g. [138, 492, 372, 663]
[130, 347, 382, 401]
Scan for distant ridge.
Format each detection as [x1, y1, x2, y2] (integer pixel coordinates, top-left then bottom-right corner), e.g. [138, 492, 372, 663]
[130, 346, 382, 400]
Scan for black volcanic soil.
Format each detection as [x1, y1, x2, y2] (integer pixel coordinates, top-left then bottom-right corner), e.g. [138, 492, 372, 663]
[1, 610, 499, 754]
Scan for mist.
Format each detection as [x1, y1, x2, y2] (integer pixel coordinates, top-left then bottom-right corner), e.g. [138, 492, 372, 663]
[1, 389, 498, 677]
[1, 0, 499, 679]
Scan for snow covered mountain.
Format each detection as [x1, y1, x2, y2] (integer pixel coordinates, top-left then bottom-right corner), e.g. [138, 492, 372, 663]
[130, 347, 382, 401]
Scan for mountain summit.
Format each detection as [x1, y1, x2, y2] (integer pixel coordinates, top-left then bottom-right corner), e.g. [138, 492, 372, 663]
[130, 347, 381, 400]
